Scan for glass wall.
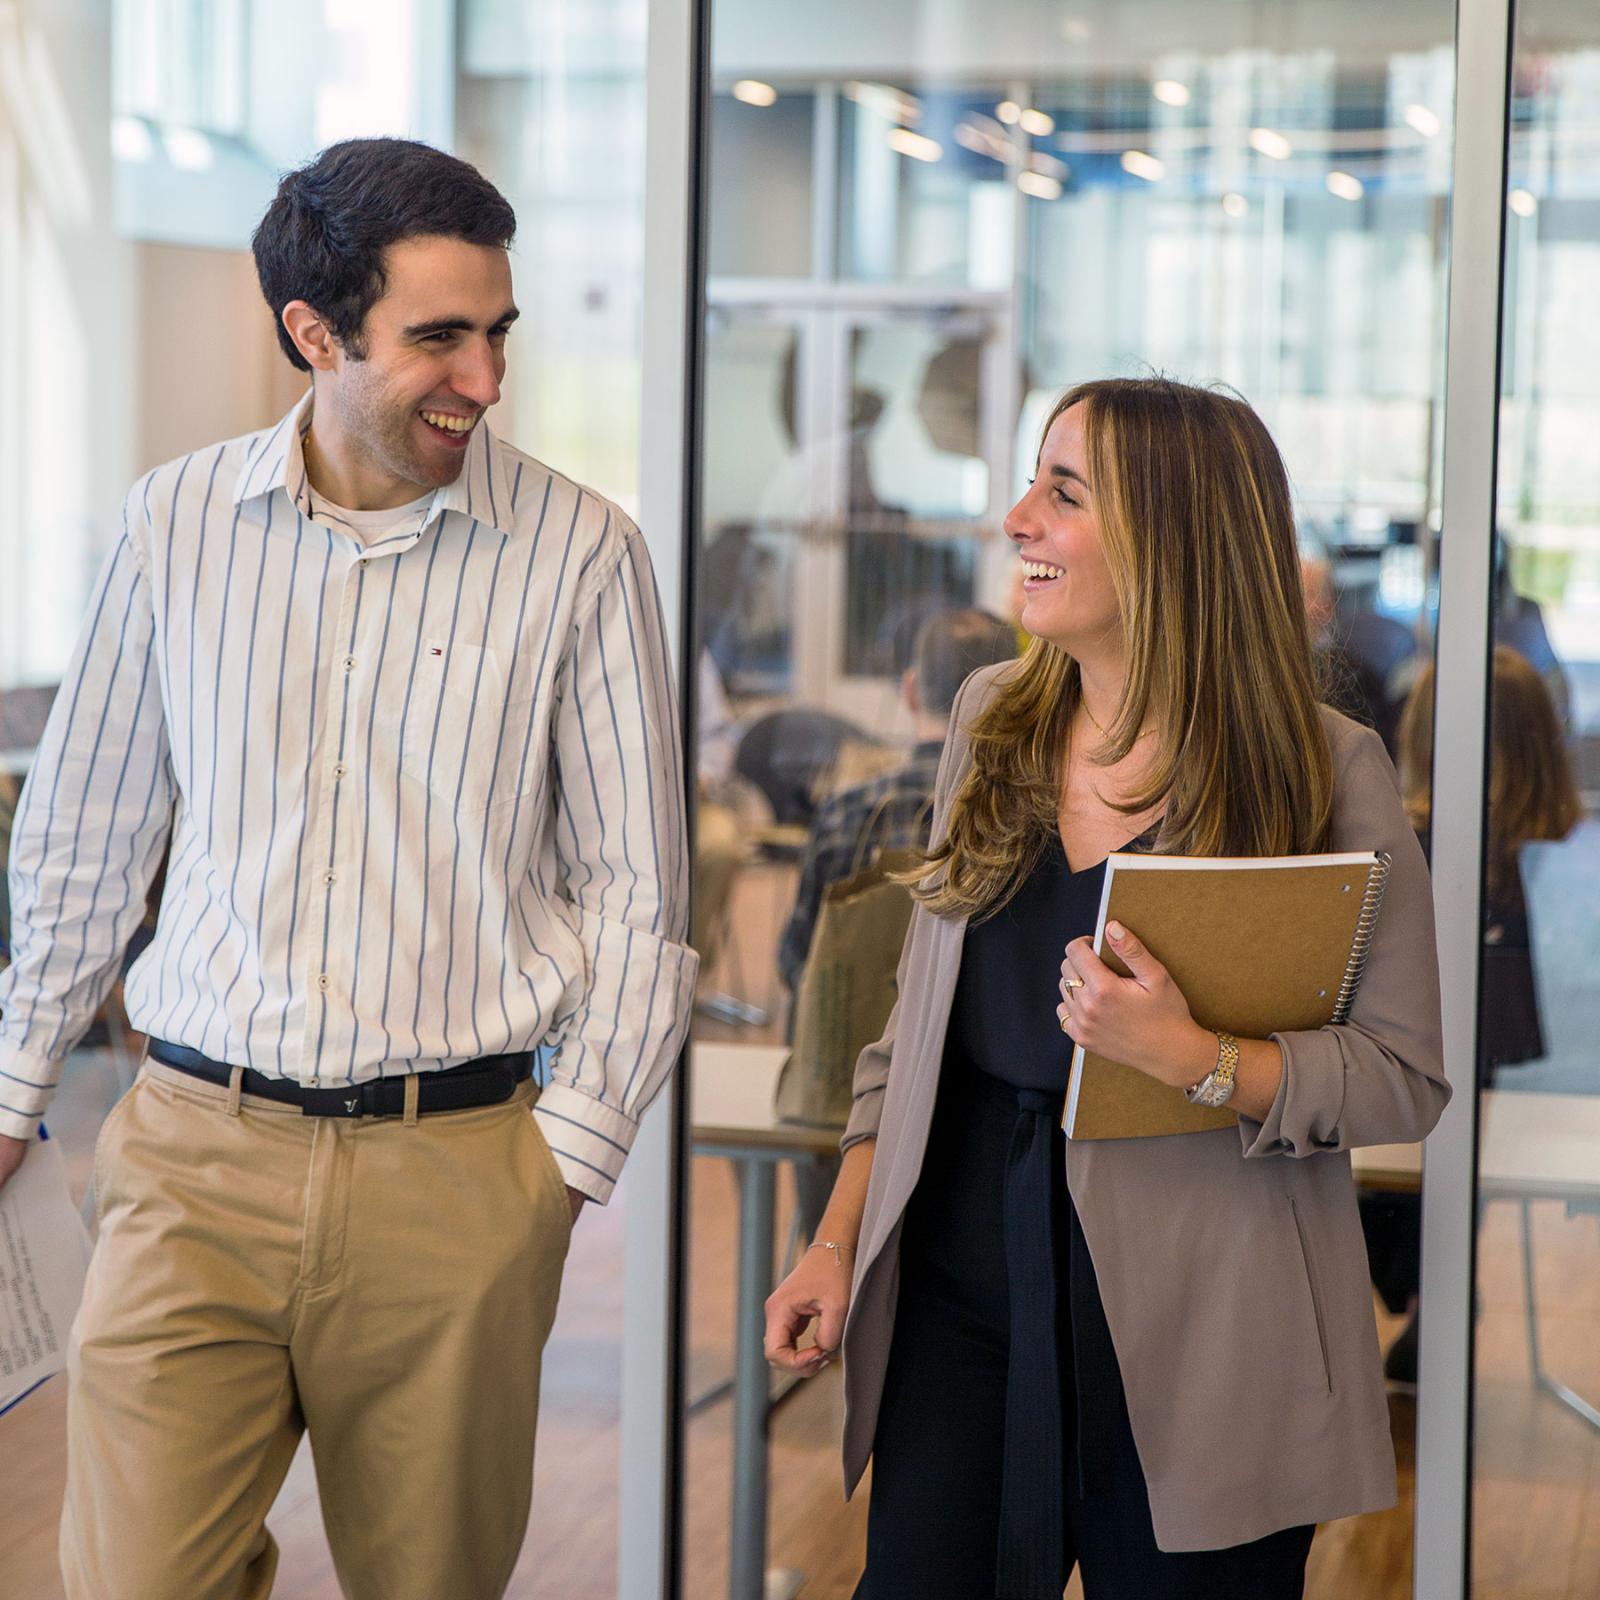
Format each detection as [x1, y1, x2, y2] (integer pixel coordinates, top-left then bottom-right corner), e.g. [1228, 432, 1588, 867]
[0, 3, 648, 1596]
[1470, 3, 1600, 1592]
[685, 2, 1452, 1596]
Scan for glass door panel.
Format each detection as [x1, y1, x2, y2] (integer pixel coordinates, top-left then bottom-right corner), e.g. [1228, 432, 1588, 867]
[1470, 6, 1600, 1593]
[688, 4, 1455, 1597]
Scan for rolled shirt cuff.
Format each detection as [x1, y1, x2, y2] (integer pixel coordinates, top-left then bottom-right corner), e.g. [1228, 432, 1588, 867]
[0, 1047, 61, 1141]
[532, 1080, 640, 1204]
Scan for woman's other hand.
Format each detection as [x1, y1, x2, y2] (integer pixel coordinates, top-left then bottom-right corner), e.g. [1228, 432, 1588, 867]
[765, 1242, 853, 1376]
[1057, 921, 1215, 1090]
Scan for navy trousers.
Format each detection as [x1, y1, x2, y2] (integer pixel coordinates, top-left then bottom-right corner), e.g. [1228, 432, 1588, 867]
[855, 1062, 1316, 1600]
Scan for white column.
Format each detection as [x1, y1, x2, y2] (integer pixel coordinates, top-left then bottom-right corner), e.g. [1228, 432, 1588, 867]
[621, 0, 701, 1593]
[1415, 1, 1513, 1594]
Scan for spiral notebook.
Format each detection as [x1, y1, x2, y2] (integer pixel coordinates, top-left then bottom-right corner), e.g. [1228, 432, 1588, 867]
[1064, 850, 1391, 1140]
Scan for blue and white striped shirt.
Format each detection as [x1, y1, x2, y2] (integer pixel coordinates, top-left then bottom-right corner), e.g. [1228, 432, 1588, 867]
[0, 392, 697, 1202]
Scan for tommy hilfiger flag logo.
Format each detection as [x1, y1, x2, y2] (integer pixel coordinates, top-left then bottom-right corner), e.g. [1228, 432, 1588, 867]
[429, 645, 444, 657]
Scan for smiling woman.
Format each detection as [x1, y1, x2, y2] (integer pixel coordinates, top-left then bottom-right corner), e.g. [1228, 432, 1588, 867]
[763, 376, 1447, 1600]
[925, 378, 1336, 930]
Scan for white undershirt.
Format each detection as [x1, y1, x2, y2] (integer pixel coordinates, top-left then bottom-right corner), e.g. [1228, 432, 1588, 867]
[307, 488, 434, 547]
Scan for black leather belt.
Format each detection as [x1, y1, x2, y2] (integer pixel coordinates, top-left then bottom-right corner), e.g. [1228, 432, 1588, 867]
[146, 1038, 535, 1119]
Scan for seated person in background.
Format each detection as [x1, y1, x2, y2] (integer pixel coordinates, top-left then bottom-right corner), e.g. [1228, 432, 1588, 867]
[1301, 551, 1419, 758]
[1397, 644, 1582, 1085]
[778, 607, 1016, 994]
[1364, 642, 1582, 1383]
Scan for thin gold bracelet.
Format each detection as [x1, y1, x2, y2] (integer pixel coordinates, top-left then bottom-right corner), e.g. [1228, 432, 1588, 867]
[808, 1240, 857, 1267]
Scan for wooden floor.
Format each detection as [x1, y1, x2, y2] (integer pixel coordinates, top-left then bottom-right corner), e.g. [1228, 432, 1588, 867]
[5, 958, 1599, 1598]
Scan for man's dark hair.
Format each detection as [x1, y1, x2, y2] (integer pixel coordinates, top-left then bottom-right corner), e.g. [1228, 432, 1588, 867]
[251, 138, 517, 373]
[914, 608, 1017, 716]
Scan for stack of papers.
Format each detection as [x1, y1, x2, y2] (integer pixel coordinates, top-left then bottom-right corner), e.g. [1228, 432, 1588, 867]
[0, 1134, 93, 1416]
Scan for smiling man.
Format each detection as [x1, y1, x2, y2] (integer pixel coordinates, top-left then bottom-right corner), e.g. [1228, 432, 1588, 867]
[0, 139, 696, 1600]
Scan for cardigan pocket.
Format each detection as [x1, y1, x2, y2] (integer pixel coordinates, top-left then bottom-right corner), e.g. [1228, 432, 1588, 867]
[1289, 1195, 1335, 1394]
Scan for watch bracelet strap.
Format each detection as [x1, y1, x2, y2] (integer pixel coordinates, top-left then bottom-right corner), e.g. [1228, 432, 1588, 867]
[1185, 1030, 1240, 1107]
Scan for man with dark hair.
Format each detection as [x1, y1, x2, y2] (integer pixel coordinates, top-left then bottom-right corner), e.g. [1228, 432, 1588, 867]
[0, 138, 695, 1598]
[778, 608, 1016, 992]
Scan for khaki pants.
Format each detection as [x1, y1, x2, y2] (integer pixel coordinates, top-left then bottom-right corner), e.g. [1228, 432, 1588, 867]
[61, 1061, 572, 1600]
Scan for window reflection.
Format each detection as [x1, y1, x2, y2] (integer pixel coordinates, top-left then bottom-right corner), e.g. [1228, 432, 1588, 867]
[691, 3, 1454, 1594]
[1470, 5, 1600, 1587]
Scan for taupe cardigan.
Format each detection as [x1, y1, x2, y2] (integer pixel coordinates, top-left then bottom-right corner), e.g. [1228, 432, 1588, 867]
[839, 662, 1449, 1552]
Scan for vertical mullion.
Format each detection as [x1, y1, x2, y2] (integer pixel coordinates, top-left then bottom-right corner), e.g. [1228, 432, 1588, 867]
[622, 0, 707, 1593]
[1414, 0, 1515, 1595]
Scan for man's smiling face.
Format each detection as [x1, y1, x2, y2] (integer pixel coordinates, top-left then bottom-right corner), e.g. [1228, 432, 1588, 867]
[319, 233, 517, 495]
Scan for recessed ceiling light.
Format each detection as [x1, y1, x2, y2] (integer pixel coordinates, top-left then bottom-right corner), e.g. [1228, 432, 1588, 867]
[1403, 103, 1442, 138]
[1509, 188, 1537, 217]
[886, 128, 942, 163]
[1018, 171, 1064, 200]
[731, 80, 777, 108]
[1326, 170, 1364, 201]
[1249, 128, 1293, 161]
[1121, 150, 1164, 182]
[1152, 80, 1191, 108]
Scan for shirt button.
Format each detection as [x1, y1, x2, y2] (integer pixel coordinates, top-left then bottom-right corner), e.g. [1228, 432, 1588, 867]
[343, 656, 356, 672]
[317, 974, 331, 992]
[332, 763, 348, 780]
[324, 871, 337, 886]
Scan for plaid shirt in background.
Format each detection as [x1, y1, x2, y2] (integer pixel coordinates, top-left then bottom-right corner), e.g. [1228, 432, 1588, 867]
[778, 740, 945, 993]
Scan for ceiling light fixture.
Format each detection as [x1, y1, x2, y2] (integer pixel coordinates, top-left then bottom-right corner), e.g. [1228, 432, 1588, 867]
[1249, 127, 1292, 161]
[731, 80, 777, 108]
[1152, 80, 1191, 108]
[1403, 103, 1441, 138]
[886, 127, 942, 163]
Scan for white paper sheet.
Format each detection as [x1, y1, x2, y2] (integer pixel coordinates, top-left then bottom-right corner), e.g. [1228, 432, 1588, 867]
[0, 1133, 93, 1415]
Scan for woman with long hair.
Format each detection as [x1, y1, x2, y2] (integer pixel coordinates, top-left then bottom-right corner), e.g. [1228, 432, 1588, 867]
[764, 378, 1449, 1598]
[1397, 645, 1581, 1080]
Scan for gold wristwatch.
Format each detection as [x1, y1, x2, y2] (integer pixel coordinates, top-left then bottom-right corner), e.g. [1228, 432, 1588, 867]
[1184, 1031, 1240, 1107]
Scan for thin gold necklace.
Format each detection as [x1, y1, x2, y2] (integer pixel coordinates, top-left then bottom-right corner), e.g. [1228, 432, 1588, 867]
[1080, 699, 1155, 743]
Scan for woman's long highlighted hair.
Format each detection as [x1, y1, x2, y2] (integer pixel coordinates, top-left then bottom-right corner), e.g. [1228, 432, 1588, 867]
[915, 377, 1335, 921]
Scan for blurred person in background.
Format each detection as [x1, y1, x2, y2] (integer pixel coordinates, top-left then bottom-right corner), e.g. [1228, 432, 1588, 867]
[778, 607, 1017, 994]
[1397, 645, 1582, 1085]
[1362, 644, 1584, 1385]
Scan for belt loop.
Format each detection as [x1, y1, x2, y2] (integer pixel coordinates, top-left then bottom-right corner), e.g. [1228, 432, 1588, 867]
[226, 1065, 245, 1118]
[403, 1074, 420, 1127]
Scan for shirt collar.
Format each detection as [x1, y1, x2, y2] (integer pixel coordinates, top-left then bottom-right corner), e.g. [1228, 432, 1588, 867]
[231, 389, 518, 539]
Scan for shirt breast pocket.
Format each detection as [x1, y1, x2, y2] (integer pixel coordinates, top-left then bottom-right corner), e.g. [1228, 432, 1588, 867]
[401, 641, 540, 814]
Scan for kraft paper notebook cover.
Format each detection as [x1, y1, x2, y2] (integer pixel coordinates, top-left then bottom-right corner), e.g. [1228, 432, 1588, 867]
[1064, 850, 1390, 1140]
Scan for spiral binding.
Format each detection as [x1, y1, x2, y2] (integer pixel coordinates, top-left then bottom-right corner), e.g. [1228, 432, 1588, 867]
[1331, 851, 1392, 1024]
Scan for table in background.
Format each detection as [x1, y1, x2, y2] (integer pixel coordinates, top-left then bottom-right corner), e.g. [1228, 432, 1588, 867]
[1352, 1091, 1600, 1430]
[691, 1040, 841, 1600]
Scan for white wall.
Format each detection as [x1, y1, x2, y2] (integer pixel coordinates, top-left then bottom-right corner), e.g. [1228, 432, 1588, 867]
[0, 0, 135, 689]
